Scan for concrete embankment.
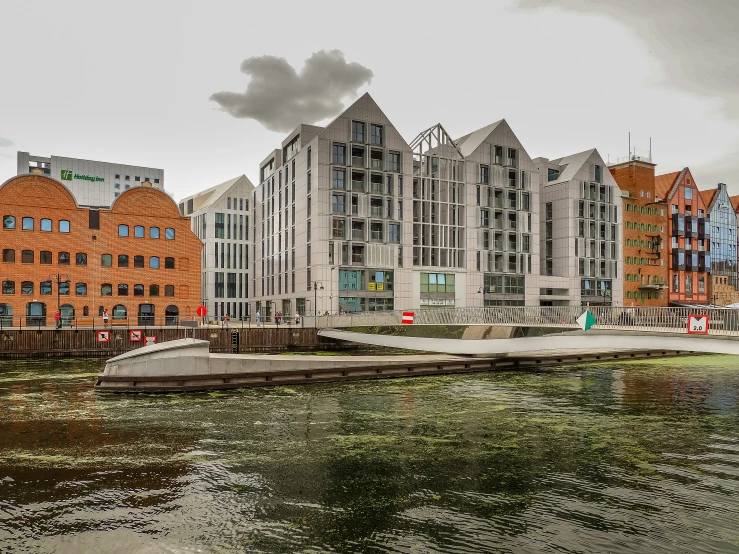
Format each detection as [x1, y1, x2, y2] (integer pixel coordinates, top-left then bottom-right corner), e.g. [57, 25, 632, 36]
[95, 337, 695, 393]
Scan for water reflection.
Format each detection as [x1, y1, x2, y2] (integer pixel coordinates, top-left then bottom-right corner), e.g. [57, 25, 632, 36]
[1, 356, 739, 552]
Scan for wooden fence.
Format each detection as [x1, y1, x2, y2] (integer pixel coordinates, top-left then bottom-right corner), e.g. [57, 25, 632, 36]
[0, 328, 350, 359]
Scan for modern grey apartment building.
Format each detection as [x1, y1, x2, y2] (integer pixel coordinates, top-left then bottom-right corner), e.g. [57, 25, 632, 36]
[534, 150, 624, 306]
[17, 151, 164, 208]
[250, 93, 623, 316]
[179, 175, 255, 321]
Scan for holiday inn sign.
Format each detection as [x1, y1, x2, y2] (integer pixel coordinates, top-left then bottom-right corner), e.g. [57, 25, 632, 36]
[61, 170, 104, 182]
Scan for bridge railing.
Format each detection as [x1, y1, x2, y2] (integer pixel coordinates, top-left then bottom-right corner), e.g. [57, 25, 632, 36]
[323, 306, 739, 336]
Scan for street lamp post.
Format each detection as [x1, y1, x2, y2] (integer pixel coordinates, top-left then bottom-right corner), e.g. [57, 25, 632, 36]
[308, 281, 324, 328]
[50, 273, 70, 327]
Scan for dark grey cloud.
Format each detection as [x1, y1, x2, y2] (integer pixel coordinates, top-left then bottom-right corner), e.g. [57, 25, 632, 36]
[0, 137, 12, 148]
[516, 0, 739, 118]
[210, 50, 374, 132]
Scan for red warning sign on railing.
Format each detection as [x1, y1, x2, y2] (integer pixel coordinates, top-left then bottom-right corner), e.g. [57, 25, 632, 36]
[687, 314, 709, 334]
[401, 311, 415, 325]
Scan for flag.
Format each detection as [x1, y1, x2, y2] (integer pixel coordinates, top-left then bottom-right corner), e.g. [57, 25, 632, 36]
[577, 310, 596, 331]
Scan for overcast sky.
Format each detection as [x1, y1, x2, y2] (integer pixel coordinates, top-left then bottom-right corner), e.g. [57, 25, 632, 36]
[1, 0, 736, 200]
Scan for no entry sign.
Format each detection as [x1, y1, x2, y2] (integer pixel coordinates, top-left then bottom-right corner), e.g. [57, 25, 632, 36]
[401, 311, 415, 325]
[687, 314, 709, 334]
[196, 305, 207, 317]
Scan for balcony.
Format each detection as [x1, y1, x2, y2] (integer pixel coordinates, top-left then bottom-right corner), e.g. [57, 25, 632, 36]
[351, 180, 365, 193]
[352, 229, 364, 240]
[351, 156, 364, 168]
[370, 206, 383, 217]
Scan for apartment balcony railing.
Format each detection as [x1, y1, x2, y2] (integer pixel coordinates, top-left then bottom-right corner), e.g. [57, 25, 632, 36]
[352, 229, 364, 240]
[352, 156, 364, 167]
[351, 181, 365, 192]
[370, 206, 383, 217]
[370, 159, 383, 170]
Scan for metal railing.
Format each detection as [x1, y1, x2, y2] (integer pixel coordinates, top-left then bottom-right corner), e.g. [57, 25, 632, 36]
[319, 306, 739, 336]
[0, 315, 304, 330]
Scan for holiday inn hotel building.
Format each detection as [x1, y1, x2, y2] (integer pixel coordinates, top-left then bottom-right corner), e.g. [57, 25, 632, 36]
[17, 151, 164, 208]
[249, 93, 623, 316]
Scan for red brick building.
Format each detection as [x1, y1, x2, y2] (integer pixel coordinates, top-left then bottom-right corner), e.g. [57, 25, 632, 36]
[0, 174, 202, 325]
[656, 168, 710, 305]
[609, 160, 668, 306]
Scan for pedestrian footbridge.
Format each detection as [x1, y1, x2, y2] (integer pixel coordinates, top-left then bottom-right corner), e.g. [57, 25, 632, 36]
[318, 329, 739, 357]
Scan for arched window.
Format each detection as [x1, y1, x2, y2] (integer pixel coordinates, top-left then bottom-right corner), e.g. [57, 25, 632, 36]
[118, 224, 129, 237]
[22, 217, 34, 230]
[76, 252, 87, 265]
[138, 304, 154, 325]
[60, 304, 74, 325]
[76, 283, 87, 295]
[26, 302, 46, 325]
[118, 254, 129, 267]
[165, 228, 175, 240]
[134, 255, 144, 268]
[164, 285, 175, 297]
[58, 251, 70, 265]
[3, 215, 15, 229]
[21, 281, 33, 294]
[22, 250, 34, 263]
[165, 257, 175, 269]
[165, 305, 179, 326]
[101, 254, 113, 267]
[101, 283, 113, 296]
[59, 220, 70, 233]
[134, 225, 145, 238]
[118, 284, 128, 296]
[133, 284, 145, 296]
[150, 227, 160, 239]
[150, 256, 160, 269]
[2, 281, 14, 294]
[40, 218, 52, 232]
[83, 306, 89, 316]
[112, 305, 127, 320]
[40, 280, 52, 295]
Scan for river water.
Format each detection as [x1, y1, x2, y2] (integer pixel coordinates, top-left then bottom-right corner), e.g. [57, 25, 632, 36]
[1, 356, 739, 553]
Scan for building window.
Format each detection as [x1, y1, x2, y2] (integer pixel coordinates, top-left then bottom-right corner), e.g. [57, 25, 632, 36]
[21, 250, 34, 263]
[3, 215, 15, 229]
[150, 256, 160, 269]
[73, 282, 86, 296]
[132, 255, 144, 268]
[131, 284, 144, 297]
[165, 228, 175, 240]
[2, 281, 14, 294]
[389, 223, 400, 243]
[215, 213, 224, 238]
[332, 143, 346, 164]
[352, 121, 365, 142]
[119, 224, 129, 237]
[73, 252, 87, 266]
[101, 283, 113, 296]
[22, 217, 34, 231]
[164, 285, 175, 297]
[215, 273, 224, 298]
[40, 218, 52, 232]
[150, 284, 160, 297]
[332, 194, 346, 214]
[118, 284, 129, 296]
[370, 124, 383, 145]
[134, 225, 145, 238]
[59, 220, 70, 233]
[101, 254, 112, 267]
[332, 169, 346, 189]
[58, 251, 70, 265]
[165, 257, 175, 269]
[547, 168, 560, 181]
[150, 227, 160, 239]
[2, 249, 14, 263]
[21, 281, 33, 295]
[39, 281, 51, 295]
[420, 273, 455, 293]
[388, 151, 401, 172]
[684, 187, 693, 200]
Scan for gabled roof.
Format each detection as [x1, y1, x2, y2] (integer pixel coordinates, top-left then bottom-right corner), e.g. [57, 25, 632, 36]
[700, 188, 718, 210]
[546, 149, 596, 185]
[655, 170, 683, 200]
[730, 195, 739, 213]
[455, 120, 504, 158]
[180, 175, 252, 212]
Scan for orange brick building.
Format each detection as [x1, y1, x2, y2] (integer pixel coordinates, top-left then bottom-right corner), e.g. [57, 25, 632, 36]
[656, 168, 710, 305]
[609, 160, 668, 306]
[0, 174, 202, 325]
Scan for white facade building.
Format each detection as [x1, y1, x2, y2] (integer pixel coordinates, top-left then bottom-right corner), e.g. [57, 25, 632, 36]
[179, 175, 255, 321]
[17, 151, 164, 208]
[534, 150, 624, 306]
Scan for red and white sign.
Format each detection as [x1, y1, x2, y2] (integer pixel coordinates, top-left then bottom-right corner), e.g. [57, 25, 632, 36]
[196, 305, 207, 317]
[129, 330, 143, 342]
[401, 311, 415, 325]
[687, 314, 709, 334]
[144, 335, 157, 346]
[97, 330, 110, 343]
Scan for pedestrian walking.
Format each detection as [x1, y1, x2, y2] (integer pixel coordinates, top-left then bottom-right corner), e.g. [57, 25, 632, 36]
[102, 309, 109, 328]
[54, 310, 61, 329]
[276, 311, 281, 326]
[256, 310, 261, 326]
[223, 314, 229, 329]
[295, 312, 301, 326]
